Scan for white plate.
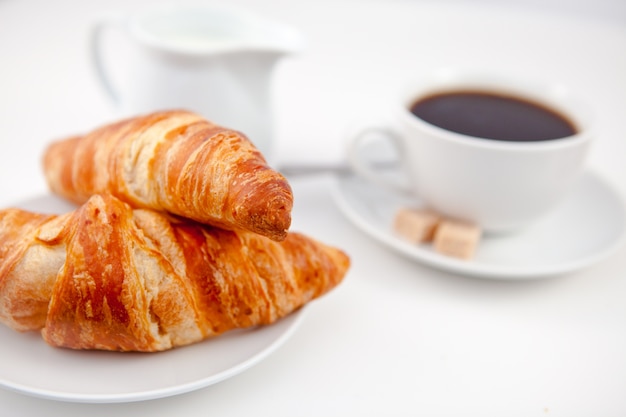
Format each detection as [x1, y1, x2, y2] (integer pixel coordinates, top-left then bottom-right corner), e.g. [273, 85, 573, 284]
[332, 170, 626, 279]
[0, 310, 304, 403]
[0, 195, 306, 403]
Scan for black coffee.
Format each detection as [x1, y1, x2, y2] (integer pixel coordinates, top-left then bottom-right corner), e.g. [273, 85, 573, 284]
[409, 91, 577, 142]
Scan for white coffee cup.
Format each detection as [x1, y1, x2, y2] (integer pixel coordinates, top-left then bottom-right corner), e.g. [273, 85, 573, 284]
[347, 70, 593, 233]
[90, 5, 302, 164]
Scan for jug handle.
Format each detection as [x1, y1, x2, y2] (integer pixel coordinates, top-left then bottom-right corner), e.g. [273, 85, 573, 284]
[89, 14, 125, 105]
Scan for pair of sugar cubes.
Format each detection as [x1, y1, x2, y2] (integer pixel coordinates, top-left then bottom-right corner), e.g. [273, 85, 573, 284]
[393, 207, 482, 260]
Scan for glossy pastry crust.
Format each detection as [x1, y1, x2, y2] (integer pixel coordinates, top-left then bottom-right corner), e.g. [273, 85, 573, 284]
[0, 194, 349, 352]
[42, 110, 293, 241]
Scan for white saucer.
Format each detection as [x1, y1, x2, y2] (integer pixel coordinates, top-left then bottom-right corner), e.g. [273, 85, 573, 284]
[332, 170, 626, 279]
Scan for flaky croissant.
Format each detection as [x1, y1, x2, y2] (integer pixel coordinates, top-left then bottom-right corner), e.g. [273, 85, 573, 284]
[42, 110, 293, 241]
[0, 194, 348, 352]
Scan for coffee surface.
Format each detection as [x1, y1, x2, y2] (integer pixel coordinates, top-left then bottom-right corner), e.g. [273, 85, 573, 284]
[410, 91, 577, 142]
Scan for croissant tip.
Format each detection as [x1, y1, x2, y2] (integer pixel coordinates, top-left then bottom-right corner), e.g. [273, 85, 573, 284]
[240, 187, 291, 240]
[260, 221, 291, 242]
[274, 228, 290, 242]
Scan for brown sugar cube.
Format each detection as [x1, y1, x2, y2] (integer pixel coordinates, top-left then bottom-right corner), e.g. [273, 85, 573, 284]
[393, 207, 442, 243]
[433, 220, 482, 260]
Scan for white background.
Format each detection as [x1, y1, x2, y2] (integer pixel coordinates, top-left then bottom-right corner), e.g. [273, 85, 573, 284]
[1, 0, 626, 416]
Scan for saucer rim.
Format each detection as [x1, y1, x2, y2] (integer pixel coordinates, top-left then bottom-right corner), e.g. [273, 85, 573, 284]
[331, 170, 626, 280]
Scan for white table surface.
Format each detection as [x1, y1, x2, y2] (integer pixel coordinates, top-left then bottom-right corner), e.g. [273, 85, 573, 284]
[1, 0, 626, 415]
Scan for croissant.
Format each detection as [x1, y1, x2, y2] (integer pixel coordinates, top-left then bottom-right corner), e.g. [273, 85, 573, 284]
[42, 110, 293, 241]
[0, 194, 349, 352]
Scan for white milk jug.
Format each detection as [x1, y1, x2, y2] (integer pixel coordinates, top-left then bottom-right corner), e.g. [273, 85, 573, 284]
[91, 5, 302, 163]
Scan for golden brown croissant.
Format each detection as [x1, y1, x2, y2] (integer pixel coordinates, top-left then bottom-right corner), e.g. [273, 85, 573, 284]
[0, 194, 348, 352]
[42, 110, 293, 241]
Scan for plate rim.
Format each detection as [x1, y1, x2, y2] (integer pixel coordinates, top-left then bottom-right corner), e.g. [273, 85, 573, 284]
[0, 304, 307, 404]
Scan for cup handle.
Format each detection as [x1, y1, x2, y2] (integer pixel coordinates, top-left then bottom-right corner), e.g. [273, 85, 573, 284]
[346, 126, 413, 196]
[89, 15, 124, 105]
